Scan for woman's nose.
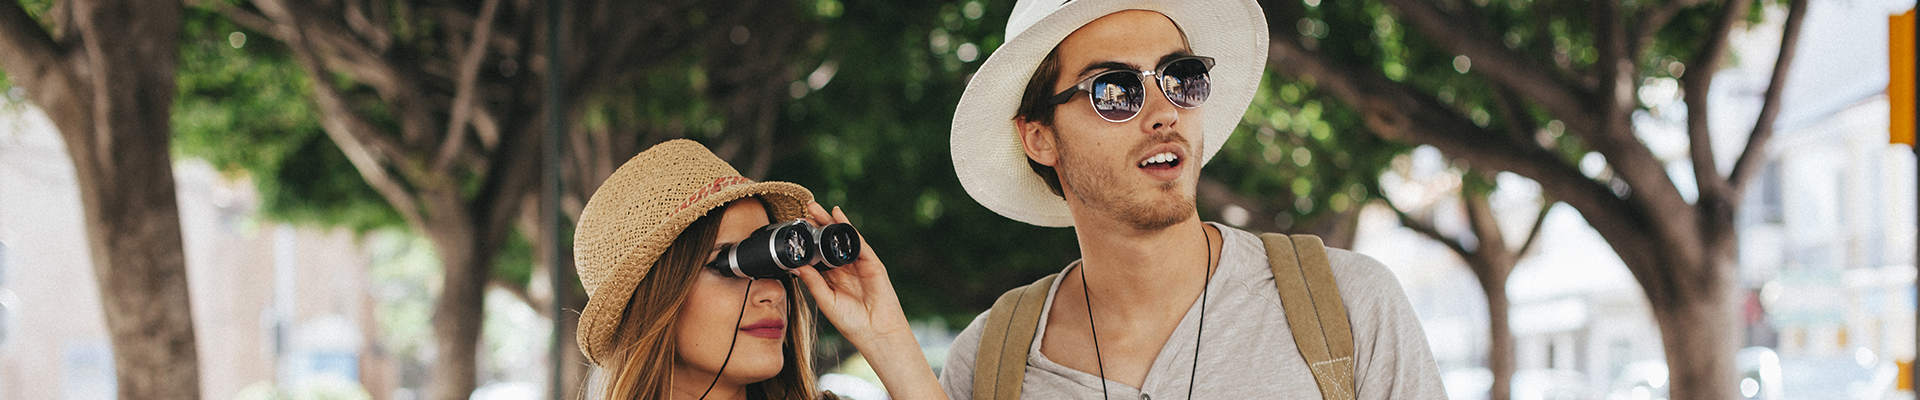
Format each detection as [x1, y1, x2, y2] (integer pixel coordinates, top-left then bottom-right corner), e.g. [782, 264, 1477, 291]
[750, 278, 787, 305]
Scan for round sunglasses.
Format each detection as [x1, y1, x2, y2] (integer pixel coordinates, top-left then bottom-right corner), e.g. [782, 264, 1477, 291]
[1047, 55, 1215, 123]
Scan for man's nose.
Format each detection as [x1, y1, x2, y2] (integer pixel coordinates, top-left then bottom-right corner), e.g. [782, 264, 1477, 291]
[1137, 74, 1181, 133]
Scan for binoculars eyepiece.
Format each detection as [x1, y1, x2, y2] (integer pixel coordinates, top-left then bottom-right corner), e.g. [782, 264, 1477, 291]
[706, 220, 862, 279]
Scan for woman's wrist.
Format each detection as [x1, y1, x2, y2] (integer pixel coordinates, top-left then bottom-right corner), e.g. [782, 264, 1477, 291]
[853, 329, 947, 400]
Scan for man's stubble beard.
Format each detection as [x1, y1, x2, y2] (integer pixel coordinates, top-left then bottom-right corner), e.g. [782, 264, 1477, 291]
[1053, 129, 1196, 232]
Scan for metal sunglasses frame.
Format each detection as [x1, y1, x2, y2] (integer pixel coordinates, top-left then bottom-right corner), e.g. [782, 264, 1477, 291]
[1046, 55, 1216, 123]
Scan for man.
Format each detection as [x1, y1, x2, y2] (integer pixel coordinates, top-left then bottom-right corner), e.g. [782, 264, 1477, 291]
[940, 0, 1447, 398]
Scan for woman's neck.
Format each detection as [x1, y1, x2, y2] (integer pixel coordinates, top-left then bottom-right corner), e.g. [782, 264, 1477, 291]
[670, 368, 750, 400]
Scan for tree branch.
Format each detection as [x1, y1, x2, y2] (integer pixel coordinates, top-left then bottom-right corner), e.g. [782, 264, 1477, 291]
[1378, 0, 1599, 128]
[1682, 0, 1752, 205]
[433, 0, 502, 173]
[341, 0, 393, 52]
[1462, 176, 1508, 258]
[0, 1, 64, 90]
[1388, 199, 1473, 261]
[1729, 0, 1808, 195]
[277, 25, 427, 229]
[1268, 33, 1667, 283]
[1577, 0, 1696, 240]
[1490, 84, 1539, 142]
[1515, 198, 1555, 258]
[253, 0, 420, 122]
[1460, 175, 1519, 279]
[1592, 0, 1631, 112]
[204, 2, 280, 40]
[1635, 0, 1714, 58]
[472, 73, 544, 256]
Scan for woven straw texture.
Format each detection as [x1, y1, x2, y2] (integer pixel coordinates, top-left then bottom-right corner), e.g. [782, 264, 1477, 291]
[572, 139, 812, 365]
[951, 0, 1268, 227]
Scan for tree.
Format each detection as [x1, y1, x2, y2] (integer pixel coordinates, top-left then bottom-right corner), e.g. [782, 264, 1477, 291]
[1204, 68, 1411, 249]
[1261, 0, 1809, 398]
[1384, 160, 1553, 400]
[182, 0, 816, 397]
[0, 0, 202, 399]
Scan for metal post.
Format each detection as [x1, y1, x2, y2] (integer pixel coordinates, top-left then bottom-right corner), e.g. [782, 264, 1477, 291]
[545, 0, 567, 398]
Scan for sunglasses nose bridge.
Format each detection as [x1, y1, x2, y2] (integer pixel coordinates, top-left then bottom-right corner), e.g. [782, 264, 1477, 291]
[1137, 70, 1183, 113]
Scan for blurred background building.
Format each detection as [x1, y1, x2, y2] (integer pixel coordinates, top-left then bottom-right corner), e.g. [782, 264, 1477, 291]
[0, 103, 405, 400]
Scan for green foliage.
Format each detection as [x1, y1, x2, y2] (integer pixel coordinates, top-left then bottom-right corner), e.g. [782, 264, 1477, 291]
[1262, 0, 1732, 199]
[171, 7, 404, 232]
[1210, 68, 1406, 227]
[0, 0, 54, 89]
[768, 0, 1081, 326]
[493, 229, 534, 289]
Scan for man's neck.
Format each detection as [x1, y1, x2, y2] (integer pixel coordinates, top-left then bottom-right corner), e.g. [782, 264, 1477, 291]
[1070, 214, 1220, 319]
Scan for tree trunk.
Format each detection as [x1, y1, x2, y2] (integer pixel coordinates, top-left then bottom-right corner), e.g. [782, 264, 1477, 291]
[556, 306, 590, 400]
[1653, 253, 1741, 400]
[424, 193, 492, 400]
[1482, 273, 1513, 400]
[0, 1, 201, 399]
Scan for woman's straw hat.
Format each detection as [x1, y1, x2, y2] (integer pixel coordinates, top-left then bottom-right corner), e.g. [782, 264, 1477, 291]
[573, 139, 813, 365]
[950, 0, 1267, 227]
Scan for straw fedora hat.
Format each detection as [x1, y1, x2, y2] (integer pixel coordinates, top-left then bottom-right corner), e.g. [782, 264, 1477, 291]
[951, 0, 1267, 227]
[573, 139, 813, 365]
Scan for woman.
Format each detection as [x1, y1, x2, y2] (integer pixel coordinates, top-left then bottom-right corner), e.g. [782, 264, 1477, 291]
[572, 139, 946, 400]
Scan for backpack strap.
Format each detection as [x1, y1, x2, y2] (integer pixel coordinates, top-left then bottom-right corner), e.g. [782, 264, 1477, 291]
[970, 234, 1353, 400]
[1261, 233, 1356, 400]
[973, 273, 1058, 400]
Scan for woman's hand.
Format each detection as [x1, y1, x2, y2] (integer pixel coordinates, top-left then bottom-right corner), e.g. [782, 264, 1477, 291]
[793, 202, 948, 400]
[793, 202, 915, 350]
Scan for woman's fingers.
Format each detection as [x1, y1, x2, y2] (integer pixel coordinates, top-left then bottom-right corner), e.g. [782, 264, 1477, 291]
[832, 206, 882, 264]
[806, 202, 834, 226]
[830, 205, 850, 224]
[794, 266, 837, 305]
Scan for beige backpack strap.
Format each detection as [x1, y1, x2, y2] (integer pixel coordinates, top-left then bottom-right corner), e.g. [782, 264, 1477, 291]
[973, 273, 1058, 400]
[1261, 233, 1356, 400]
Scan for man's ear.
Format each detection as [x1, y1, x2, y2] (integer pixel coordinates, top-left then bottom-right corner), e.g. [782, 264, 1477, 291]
[1016, 117, 1059, 167]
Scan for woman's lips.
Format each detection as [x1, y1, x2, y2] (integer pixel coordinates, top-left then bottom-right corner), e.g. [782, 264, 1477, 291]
[740, 318, 785, 339]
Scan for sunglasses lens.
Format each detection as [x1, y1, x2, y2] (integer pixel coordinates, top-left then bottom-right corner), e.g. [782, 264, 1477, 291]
[1089, 72, 1145, 122]
[1161, 58, 1211, 108]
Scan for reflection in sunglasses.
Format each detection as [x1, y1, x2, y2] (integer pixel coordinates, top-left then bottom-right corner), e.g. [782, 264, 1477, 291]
[1050, 56, 1216, 123]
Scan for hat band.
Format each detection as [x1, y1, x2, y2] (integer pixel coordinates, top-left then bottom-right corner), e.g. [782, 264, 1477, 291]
[673, 176, 754, 216]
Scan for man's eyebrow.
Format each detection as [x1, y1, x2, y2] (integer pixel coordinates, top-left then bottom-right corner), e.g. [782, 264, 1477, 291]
[1156, 50, 1194, 67]
[1073, 50, 1196, 80]
[1075, 61, 1136, 80]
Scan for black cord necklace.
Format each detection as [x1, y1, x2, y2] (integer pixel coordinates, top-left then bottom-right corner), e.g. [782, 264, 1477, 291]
[698, 278, 758, 400]
[1084, 224, 1215, 400]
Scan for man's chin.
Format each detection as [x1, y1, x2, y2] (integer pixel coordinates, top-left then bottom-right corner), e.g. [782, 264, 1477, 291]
[1119, 196, 1195, 232]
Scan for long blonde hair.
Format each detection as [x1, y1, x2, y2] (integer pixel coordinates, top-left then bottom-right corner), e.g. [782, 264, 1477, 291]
[598, 201, 820, 400]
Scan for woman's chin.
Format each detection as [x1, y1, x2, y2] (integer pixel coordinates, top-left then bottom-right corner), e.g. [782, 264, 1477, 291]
[721, 353, 787, 384]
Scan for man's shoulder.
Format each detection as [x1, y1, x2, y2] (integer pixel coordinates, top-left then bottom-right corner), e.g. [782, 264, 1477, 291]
[1322, 247, 1402, 290]
[1214, 224, 1403, 292]
[1215, 227, 1409, 312]
[938, 306, 995, 399]
[951, 309, 992, 351]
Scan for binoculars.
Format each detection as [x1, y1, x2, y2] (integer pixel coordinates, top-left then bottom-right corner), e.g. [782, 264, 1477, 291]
[706, 220, 862, 279]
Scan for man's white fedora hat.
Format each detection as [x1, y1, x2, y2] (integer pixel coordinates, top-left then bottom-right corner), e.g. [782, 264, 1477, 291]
[950, 0, 1268, 227]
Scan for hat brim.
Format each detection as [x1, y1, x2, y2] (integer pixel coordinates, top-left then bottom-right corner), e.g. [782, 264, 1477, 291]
[575, 180, 812, 364]
[952, 0, 1268, 227]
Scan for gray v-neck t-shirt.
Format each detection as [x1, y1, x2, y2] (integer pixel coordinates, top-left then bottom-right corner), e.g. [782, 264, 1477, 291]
[939, 223, 1447, 399]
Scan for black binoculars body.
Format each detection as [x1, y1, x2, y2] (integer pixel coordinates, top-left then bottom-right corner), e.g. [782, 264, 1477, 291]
[707, 220, 861, 279]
